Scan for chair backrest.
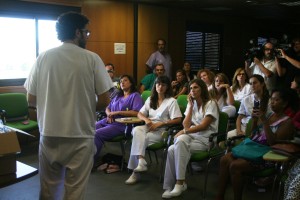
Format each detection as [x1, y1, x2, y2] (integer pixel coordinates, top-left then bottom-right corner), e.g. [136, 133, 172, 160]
[141, 90, 151, 103]
[245, 118, 253, 137]
[0, 93, 29, 121]
[177, 95, 188, 115]
[217, 111, 229, 142]
[233, 100, 241, 113]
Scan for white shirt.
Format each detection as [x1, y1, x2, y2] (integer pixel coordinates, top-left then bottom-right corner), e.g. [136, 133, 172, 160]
[24, 43, 113, 138]
[231, 83, 252, 102]
[140, 97, 182, 123]
[184, 100, 219, 142]
[238, 93, 272, 125]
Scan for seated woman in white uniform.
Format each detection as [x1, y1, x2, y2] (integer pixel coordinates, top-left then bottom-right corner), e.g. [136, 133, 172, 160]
[162, 79, 219, 198]
[227, 74, 270, 138]
[231, 68, 252, 102]
[210, 73, 236, 118]
[125, 75, 182, 185]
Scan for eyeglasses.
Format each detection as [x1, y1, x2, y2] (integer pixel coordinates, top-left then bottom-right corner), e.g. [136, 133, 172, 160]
[81, 29, 91, 37]
[264, 48, 273, 51]
[238, 73, 245, 76]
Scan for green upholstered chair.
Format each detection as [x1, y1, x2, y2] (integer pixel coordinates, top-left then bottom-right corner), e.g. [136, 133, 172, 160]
[141, 90, 151, 103]
[176, 94, 188, 115]
[188, 111, 229, 199]
[228, 100, 241, 130]
[0, 93, 38, 139]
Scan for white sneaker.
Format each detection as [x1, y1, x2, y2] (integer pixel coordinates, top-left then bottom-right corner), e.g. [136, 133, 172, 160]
[162, 189, 172, 199]
[133, 159, 148, 172]
[125, 173, 139, 185]
[169, 183, 187, 197]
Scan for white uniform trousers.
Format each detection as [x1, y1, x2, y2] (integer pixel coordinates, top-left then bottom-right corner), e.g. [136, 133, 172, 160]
[227, 123, 247, 138]
[221, 105, 236, 118]
[163, 134, 208, 190]
[127, 125, 164, 170]
[39, 136, 95, 200]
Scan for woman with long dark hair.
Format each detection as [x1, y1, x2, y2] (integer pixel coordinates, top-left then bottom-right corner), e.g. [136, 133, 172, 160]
[172, 69, 189, 98]
[94, 75, 143, 160]
[162, 79, 219, 198]
[125, 75, 182, 185]
[227, 74, 270, 138]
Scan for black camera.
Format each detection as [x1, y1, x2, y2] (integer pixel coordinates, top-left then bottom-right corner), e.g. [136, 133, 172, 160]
[244, 39, 261, 63]
[271, 35, 292, 57]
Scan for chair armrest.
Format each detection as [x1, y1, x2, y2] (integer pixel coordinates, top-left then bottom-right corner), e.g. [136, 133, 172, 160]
[226, 135, 246, 149]
[208, 132, 227, 150]
[166, 125, 183, 147]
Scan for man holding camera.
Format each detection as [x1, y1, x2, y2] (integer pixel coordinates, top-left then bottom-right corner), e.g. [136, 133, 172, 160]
[275, 37, 300, 88]
[245, 42, 277, 92]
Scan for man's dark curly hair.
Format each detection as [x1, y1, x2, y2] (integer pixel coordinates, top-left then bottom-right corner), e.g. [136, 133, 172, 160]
[56, 12, 89, 42]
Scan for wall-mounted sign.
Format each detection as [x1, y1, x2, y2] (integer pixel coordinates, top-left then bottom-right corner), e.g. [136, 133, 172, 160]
[114, 43, 126, 54]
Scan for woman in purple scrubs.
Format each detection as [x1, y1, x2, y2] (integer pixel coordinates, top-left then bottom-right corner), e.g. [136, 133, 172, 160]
[94, 75, 143, 159]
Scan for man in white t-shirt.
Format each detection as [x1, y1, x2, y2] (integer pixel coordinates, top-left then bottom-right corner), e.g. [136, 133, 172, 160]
[24, 12, 113, 200]
[245, 42, 277, 92]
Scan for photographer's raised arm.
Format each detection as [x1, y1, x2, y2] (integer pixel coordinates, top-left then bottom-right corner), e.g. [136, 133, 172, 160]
[280, 49, 300, 69]
[244, 61, 252, 77]
[275, 57, 286, 77]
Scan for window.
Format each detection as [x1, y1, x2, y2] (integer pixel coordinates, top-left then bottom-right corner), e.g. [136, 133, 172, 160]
[185, 22, 223, 73]
[0, 0, 80, 86]
[0, 17, 61, 85]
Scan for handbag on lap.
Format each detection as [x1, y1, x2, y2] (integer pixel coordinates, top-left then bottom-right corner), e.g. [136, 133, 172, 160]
[232, 138, 271, 162]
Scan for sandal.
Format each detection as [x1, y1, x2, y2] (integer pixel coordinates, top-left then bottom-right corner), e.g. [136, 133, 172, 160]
[105, 164, 120, 174]
[97, 163, 108, 171]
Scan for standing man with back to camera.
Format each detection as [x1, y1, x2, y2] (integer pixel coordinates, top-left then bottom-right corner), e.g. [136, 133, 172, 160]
[24, 12, 113, 200]
[245, 42, 277, 92]
[146, 38, 172, 79]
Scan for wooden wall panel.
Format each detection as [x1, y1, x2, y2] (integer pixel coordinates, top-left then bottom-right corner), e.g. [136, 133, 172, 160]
[0, 86, 26, 94]
[82, 1, 134, 79]
[137, 4, 168, 85]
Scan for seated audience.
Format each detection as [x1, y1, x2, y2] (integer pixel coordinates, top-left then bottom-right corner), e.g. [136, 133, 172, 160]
[139, 63, 165, 93]
[125, 75, 182, 185]
[162, 79, 219, 198]
[94, 75, 143, 161]
[171, 69, 189, 98]
[227, 74, 270, 138]
[197, 69, 215, 91]
[182, 62, 196, 82]
[215, 88, 295, 200]
[231, 67, 252, 101]
[210, 73, 236, 118]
